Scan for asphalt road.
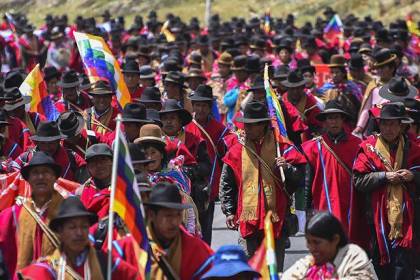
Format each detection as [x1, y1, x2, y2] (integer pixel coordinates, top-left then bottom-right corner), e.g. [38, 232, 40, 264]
[211, 202, 308, 270]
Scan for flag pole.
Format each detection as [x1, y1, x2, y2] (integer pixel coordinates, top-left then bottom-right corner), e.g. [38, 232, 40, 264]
[107, 114, 122, 280]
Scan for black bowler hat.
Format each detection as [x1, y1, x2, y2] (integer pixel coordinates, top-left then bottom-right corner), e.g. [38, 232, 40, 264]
[373, 48, 397, 68]
[21, 151, 62, 180]
[245, 55, 260, 74]
[159, 99, 192, 127]
[30, 121, 66, 142]
[85, 143, 113, 161]
[273, 65, 290, 80]
[231, 55, 247, 71]
[146, 109, 163, 127]
[248, 76, 265, 92]
[143, 182, 192, 209]
[316, 100, 352, 121]
[57, 70, 82, 88]
[189, 84, 213, 102]
[3, 70, 25, 89]
[122, 60, 140, 74]
[349, 53, 365, 70]
[379, 77, 417, 102]
[376, 102, 413, 123]
[281, 70, 306, 88]
[128, 143, 154, 165]
[43, 66, 61, 82]
[235, 101, 271, 123]
[3, 87, 31, 111]
[121, 102, 151, 123]
[297, 59, 315, 74]
[164, 71, 186, 88]
[49, 196, 98, 232]
[58, 111, 85, 138]
[139, 65, 156, 79]
[88, 80, 114, 95]
[139, 87, 161, 104]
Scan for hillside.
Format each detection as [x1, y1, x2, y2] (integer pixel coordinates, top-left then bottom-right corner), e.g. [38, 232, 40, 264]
[0, 0, 419, 27]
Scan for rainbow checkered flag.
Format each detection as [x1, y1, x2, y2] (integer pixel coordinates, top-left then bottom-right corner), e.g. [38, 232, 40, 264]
[108, 116, 150, 279]
[74, 32, 131, 109]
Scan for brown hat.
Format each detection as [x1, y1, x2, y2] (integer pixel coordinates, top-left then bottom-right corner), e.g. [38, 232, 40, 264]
[328, 55, 347, 68]
[88, 80, 114, 95]
[134, 124, 166, 146]
[218, 52, 233, 66]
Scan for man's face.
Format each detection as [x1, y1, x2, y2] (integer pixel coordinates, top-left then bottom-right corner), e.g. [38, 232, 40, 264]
[124, 73, 140, 88]
[331, 67, 345, 84]
[124, 122, 143, 142]
[252, 89, 266, 103]
[303, 72, 314, 87]
[324, 113, 344, 136]
[244, 122, 267, 142]
[140, 78, 155, 88]
[149, 208, 183, 241]
[58, 217, 90, 256]
[192, 101, 211, 123]
[47, 78, 59, 96]
[92, 95, 112, 112]
[164, 82, 181, 100]
[279, 49, 291, 63]
[287, 86, 305, 105]
[87, 156, 113, 181]
[62, 87, 78, 103]
[27, 165, 57, 198]
[36, 140, 60, 156]
[379, 119, 402, 143]
[218, 64, 231, 78]
[376, 64, 394, 82]
[161, 112, 182, 136]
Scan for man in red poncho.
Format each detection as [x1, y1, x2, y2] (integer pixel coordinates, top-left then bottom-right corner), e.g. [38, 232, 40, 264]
[352, 103, 420, 280]
[283, 100, 361, 233]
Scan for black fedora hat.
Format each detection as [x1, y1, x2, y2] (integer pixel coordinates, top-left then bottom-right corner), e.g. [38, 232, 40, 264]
[139, 65, 156, 79]
[236, 101, 271, 123]
[21, 151, 62, 181]
[3, 87, 31, 111]
[273, 65, 290, 80]
[85, 143, 113, 161]
[139, 87, 161, 104]
[379, 77, 417, 102]
[122, 60, 140, 74]
[121, 102, 151, 123]
[245, 55, 260, 74]
[88, 80, 114, 95]
[281, 70, 306, 88]
[146, 109, 163, 127]
[30, 121, 66, 142]
[49, 196, 98, 232]
[164, 71, 186, 88]
[297, 59, 315, 74]
[43, 66, 61, 82]
[189, 84, 213, 102]
[57, 70, 82, 88]
[348, 53, 365, 70]
[248, 76, 265, 92]
[186, 68, 206, 80]
[128, 143, 154, 164]
[316, 100, 352, 121]
[373, 48, 397, 68]
[376, 102, 413, 123]
[143, 182, 192, 209]
[58, 111, 85, 138]
[231, 55, 247, 71]
[159, 99, 192, 127]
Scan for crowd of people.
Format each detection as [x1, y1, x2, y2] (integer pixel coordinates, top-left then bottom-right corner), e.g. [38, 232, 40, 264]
[0, 5, 417, 280]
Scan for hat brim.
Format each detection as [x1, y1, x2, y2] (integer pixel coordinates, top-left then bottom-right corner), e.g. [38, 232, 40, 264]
[134, 136, 166, 146]
[235, 117, 271, 123]
[50, 212, 98, 232]
[201, 262, 261, 279]
[159, 109, 192, 126]
[164, 79, 187, 88]
[21, 162, 61, 181]
[328, 63, 346, 68]
[139, 74, 156, 79]
[30, 134, 67, 142]
[143, 201, 192, 209]
[316, 109, 352, 121]
[281, 80, 306, 88]
[378, 84, 417, 102]
[3, 96, 32, 111]
[373, 54, 397, 68]
[58, 114, 85, 138]
[231, 67, 246, 71]
[376, 116, 414, 123]
[188, 95, 213, 102]
[57, 78, 83, 88]
[121, 118, 153, 124]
